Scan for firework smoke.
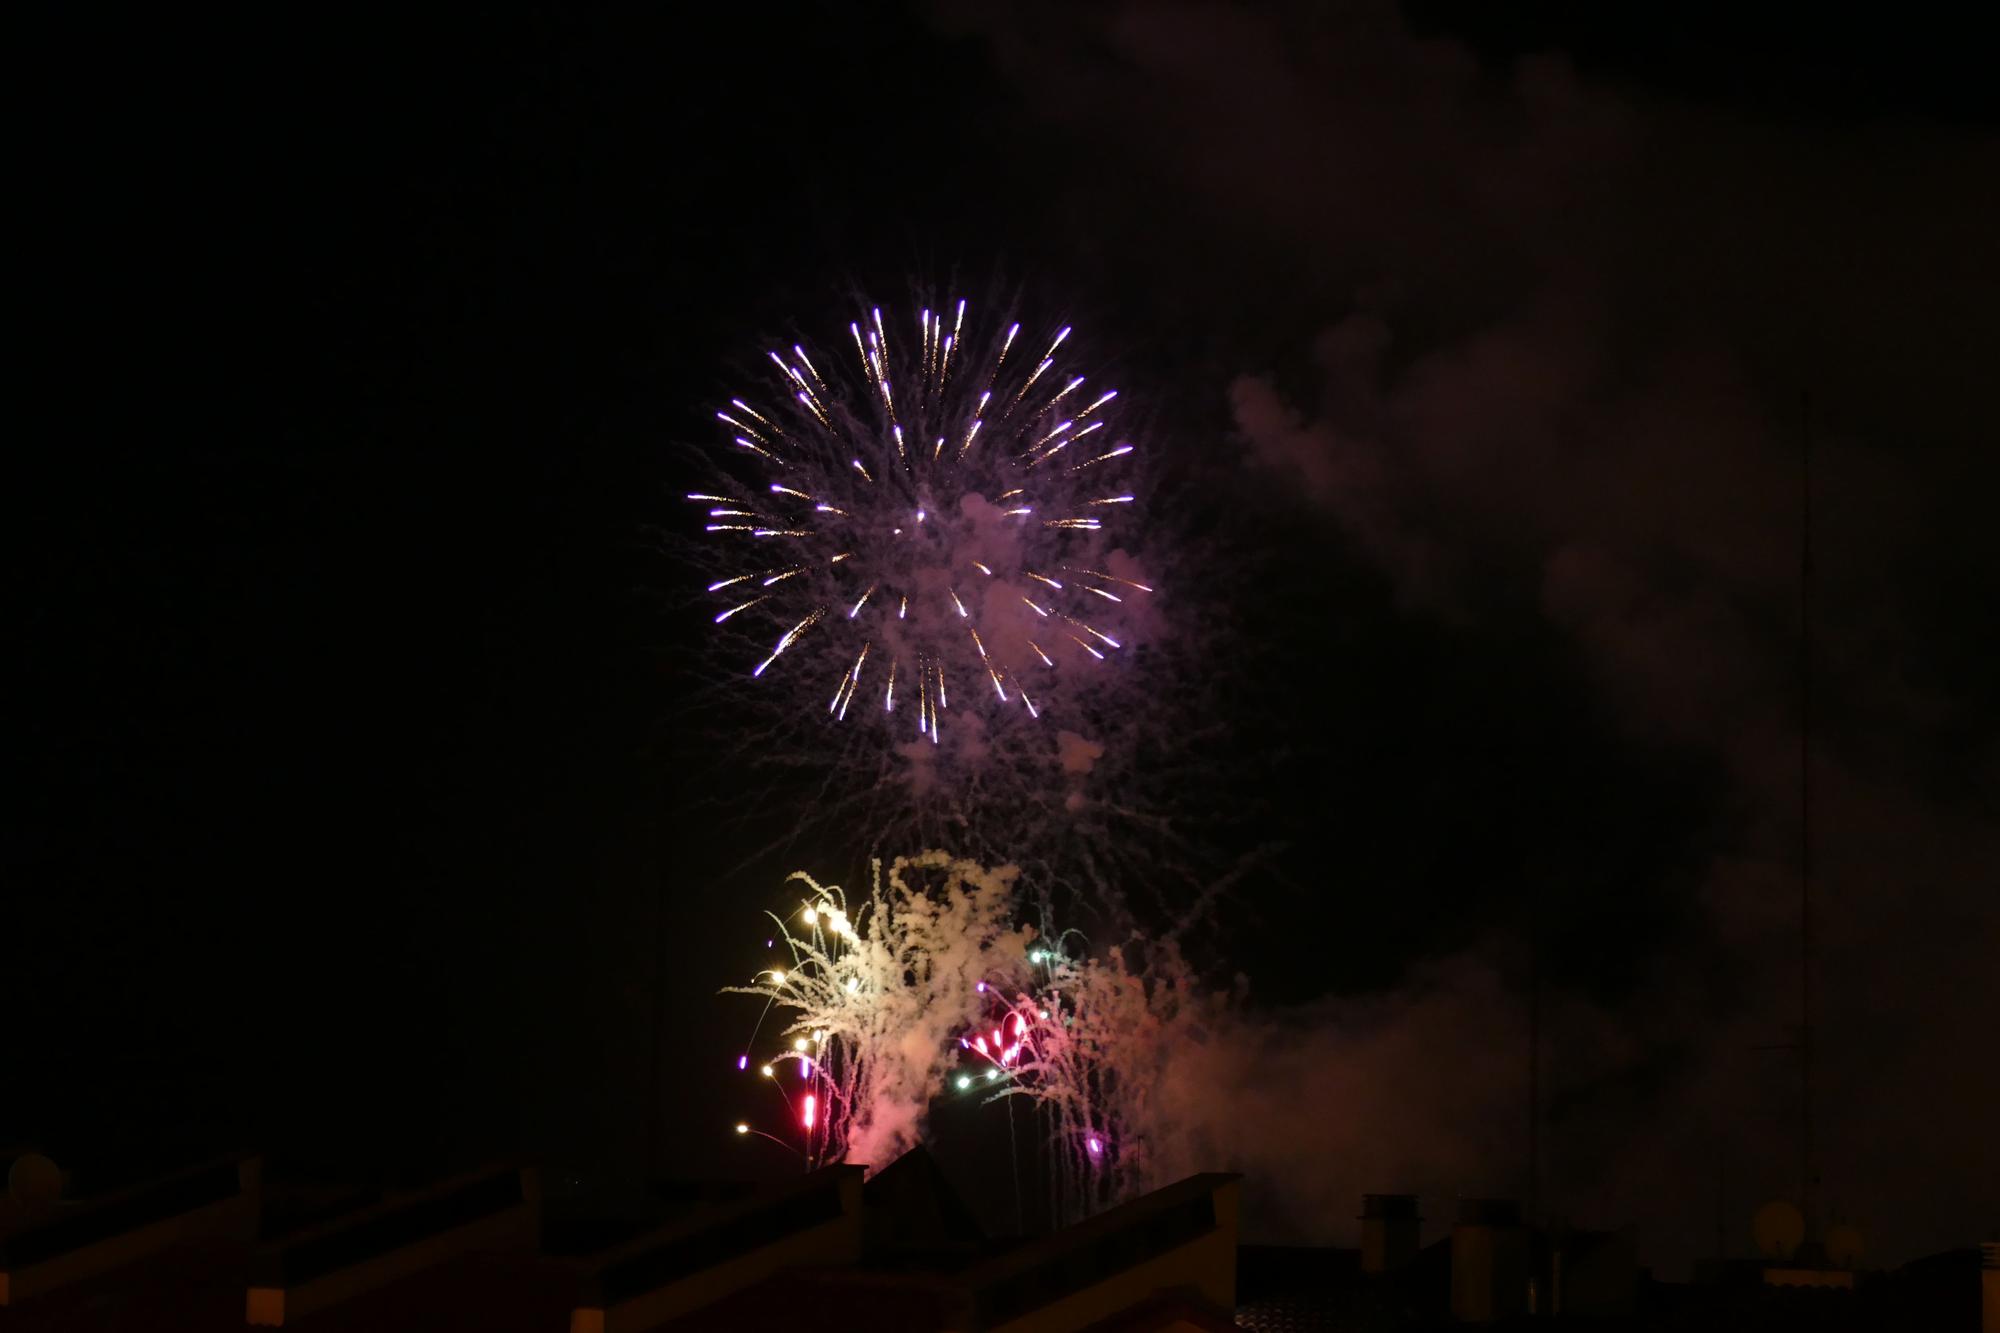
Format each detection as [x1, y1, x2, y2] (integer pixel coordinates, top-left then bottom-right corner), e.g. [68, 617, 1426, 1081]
[980, 931, 1209, 1222]
[725, 852, 1036, 1170]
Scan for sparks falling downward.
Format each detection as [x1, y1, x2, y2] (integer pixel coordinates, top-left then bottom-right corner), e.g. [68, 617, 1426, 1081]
[724, 854, 1043, 1171]
[723, 852, 1171, 1227]
[693, 300, 1151, 743]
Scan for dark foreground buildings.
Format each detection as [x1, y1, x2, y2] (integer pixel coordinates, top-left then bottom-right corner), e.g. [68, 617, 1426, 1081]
[2, 1149, 1992, 1330]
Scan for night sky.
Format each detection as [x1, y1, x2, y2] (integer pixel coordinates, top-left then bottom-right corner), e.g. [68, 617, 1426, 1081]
[15, 4, 1997, 1274]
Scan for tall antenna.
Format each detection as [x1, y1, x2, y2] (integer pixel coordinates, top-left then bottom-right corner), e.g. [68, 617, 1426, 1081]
[1798, 392, 1816, 1239]
[1527, 880, 1542, 1222]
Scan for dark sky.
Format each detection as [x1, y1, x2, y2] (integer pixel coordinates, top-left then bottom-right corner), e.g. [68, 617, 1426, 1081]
[15, 2, 1996, 1270]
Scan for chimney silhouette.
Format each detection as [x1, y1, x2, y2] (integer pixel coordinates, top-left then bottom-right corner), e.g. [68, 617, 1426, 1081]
[1359, 1193, 1421, 1275]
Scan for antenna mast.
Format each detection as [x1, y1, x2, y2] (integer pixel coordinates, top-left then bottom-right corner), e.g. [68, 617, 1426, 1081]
[1798, 393, 1815, 1238]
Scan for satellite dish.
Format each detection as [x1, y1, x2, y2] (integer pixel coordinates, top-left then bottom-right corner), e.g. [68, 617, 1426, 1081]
[1752, 1200, 1805, 1260]
[8, 1153, 62, 1209]
[1825, 1223, 1865, 1267]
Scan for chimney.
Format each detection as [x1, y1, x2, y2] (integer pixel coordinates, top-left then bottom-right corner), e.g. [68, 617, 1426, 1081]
[1981, 1242, 1997, 1333]
[1451, 1198, 1530, 1324]
[1359, 1194, 1421, 1275]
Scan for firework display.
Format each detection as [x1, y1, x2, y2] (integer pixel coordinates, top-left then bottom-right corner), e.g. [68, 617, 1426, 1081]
[691, 302, 1151, 746]
[724, 853, 1036, 1170]
[699, 300, 1193, 1224]
[726, 852, 1187, 1222]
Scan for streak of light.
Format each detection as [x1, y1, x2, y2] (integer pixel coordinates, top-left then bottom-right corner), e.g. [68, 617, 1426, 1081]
[793, 345, 822, 386]
[1019, 356, 1052, 396]
[753, 610, 822, 676]
[1072, 443, 1134, 471]
[1065, 616, 1122, 648]
[1063, 565, 1153, 592]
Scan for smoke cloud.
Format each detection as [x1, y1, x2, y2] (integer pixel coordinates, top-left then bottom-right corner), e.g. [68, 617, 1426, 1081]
[939, 0, 1999, 1272]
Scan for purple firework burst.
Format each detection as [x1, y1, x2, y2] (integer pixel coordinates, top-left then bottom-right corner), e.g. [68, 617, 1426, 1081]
[692, 301, 1152, 748]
